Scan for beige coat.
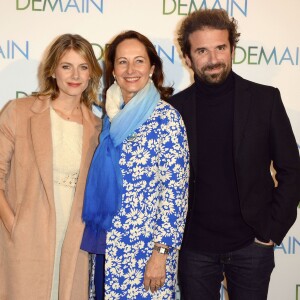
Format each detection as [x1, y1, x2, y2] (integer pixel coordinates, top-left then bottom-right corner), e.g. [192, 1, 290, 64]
[0, 97, 101, 300]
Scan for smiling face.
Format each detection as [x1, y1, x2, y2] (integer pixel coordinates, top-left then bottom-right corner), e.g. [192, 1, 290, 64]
[185, 28, 233, 85]
[113, 38, 155, 103]
[53, 49, 90, 101]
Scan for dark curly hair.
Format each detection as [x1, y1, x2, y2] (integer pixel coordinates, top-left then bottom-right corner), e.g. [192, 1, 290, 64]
[104, 30, 173, 101]
[178, 9, 240, 58]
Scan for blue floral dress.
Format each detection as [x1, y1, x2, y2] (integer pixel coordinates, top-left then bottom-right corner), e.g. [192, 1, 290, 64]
[104, 101, 189, 299]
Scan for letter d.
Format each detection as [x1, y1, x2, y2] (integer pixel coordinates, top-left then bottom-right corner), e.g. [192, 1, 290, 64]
[233, 46, 246, 64]
[16, 91, 28, 98]
[163, 0, 176, 15]
[16, 0, 30, 10]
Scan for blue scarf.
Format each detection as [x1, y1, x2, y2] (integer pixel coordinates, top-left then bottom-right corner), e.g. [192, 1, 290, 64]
[81, 81, 160, 254]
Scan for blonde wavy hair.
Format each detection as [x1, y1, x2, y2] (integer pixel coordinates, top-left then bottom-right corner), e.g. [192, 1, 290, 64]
[36, 33, 102, 108]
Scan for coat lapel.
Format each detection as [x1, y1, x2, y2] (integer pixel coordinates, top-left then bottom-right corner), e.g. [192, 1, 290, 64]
[59, 105, 101, 299]
[73, 104, 101, 211]
[30, 98, 54, 204]
[233, 74, 253, 159]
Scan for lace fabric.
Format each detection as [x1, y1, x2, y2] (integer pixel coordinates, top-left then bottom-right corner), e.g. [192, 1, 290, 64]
[54, 172, 79, 188]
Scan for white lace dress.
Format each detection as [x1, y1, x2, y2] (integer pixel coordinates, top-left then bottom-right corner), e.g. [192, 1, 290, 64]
[50, 107, 83, 300]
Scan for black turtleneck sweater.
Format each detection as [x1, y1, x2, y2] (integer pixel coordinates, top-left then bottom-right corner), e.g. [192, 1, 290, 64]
[187, 72, 254, 253]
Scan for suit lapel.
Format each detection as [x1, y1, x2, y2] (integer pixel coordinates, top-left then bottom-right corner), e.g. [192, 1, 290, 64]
[184, 86, 198, 177]
[30, 97, 54, 204]
[233, 74, 252, 159]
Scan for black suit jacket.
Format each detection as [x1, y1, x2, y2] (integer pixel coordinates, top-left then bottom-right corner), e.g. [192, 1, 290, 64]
[169, 72, 300, 245]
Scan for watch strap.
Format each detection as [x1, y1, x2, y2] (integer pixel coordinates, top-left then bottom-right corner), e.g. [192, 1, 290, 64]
[153, 245, 169, 254]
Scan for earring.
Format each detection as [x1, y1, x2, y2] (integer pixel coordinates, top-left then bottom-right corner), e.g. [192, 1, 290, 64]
[113, 73, 117, 84]
[52, 75, 55, 79]
[149, 73, 153, 82]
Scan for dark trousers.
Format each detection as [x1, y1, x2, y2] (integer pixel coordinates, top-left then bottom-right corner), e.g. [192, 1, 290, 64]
[178, 241, 275, 300]
[95, 254, 105, 300]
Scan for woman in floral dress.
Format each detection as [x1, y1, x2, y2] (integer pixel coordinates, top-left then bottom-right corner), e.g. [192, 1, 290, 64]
[81, 30, 189, 299]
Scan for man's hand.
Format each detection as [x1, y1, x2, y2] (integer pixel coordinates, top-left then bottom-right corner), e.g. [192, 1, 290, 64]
[255, 238, 275, 246]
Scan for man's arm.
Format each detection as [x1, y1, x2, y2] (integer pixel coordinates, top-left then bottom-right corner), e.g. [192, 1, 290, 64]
[269, 88, 300, 244]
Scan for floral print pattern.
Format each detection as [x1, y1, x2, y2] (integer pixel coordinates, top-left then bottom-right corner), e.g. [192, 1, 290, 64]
[105, 101, 189, 299]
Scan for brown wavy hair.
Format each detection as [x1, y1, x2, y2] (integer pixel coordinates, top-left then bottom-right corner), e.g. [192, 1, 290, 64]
[104, 30, 173, 101]
[178, 9, 240, 58]
[36, 33, 102, 108]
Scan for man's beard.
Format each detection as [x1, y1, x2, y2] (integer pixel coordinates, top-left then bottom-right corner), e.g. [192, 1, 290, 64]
[194, 62, 231, 85]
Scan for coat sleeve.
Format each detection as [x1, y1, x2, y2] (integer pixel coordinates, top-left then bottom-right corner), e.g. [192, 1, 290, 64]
[270, 88, 300, 244]
[153, 107, 189, 250]
[0, 100, 16, 191]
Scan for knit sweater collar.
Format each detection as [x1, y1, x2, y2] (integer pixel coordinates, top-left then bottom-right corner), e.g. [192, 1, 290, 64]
[194, 70, 234, 97]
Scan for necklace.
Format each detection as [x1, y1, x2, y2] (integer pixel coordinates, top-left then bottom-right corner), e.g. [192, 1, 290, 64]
[52, 105, 83, 123]
[56, 106, 79, 120]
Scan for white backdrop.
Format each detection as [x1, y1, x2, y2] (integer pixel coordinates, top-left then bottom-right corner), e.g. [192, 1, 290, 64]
[0, 1, 299, 299]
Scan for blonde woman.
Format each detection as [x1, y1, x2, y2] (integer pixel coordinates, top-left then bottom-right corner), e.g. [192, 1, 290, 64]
[0, 34, 102, 300]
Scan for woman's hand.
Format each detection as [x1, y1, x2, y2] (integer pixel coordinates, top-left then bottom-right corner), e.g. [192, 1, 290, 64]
[0, 190, 15, 234]
[143, 245, 168, 293]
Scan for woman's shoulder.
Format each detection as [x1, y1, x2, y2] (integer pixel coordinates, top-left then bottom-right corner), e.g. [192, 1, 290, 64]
[156, 99, 177, 111]
[1, 96, 36, 116]
[4, 95, 36, 105]
[82, 104, 102, 130]
[154, 99, 183, 120]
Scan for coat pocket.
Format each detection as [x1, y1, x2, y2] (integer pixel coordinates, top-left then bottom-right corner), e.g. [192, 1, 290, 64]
[10, 202, 22, 241]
